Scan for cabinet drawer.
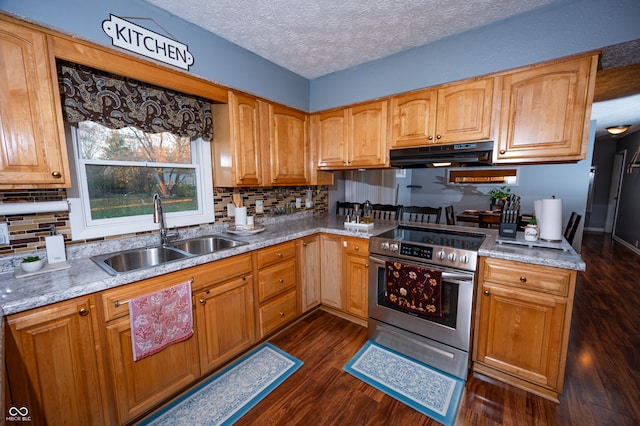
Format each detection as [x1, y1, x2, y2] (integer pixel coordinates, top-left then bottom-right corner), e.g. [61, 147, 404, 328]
[258, 289, 297, 337]
[343, 237, 368, 256]
[257, 258, 296, 303]
[257, 241, 296, 268]
[481, 257, 574, 297]
[189, 253, 252, 292]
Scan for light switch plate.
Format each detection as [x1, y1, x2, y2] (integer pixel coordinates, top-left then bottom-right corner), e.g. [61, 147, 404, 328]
[0, 223, 9, 245]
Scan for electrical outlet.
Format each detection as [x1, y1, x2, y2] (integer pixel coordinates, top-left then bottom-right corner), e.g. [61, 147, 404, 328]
[0, 223, 9, 245]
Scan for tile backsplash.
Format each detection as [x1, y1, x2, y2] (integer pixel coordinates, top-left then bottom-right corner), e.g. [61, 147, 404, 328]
[0, 186, 328, 257]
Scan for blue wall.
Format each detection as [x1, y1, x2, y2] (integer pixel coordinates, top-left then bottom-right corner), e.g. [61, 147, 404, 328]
[310, 0, 640, 111]
[2, 0, 639, 112]
[0, 0, 310, 110]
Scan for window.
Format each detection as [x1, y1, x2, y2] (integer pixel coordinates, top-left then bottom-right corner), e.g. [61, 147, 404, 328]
[67, 121, 213, 240]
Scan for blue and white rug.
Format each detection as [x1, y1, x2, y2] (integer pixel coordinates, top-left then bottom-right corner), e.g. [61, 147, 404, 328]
[343, 341, 464, 426]
[141, 343, 302, 425]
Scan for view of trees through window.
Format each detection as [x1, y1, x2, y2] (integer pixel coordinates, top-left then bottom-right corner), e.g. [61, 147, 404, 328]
[77, 121, 199, 220]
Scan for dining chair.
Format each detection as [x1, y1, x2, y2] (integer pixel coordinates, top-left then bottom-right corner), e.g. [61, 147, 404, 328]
[564, 212, 582, 244]
[399, 206, 442, 224]
[336, 201, 357, 217]
[445, 205, 455, 225]
[371, 204, 403, 221]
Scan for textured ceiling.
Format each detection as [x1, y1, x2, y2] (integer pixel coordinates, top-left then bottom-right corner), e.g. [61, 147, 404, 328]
[144, 0, 556, 79]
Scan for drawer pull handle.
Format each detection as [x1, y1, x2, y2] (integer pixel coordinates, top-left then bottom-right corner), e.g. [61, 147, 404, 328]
[78, 308, 89, 316]
[483, 290, 490, 296]
[520, 276, 527, 283]
[277, 253, 283, 257]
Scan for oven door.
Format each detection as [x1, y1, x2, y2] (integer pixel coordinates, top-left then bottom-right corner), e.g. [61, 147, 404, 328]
[368, 254, 476, 378]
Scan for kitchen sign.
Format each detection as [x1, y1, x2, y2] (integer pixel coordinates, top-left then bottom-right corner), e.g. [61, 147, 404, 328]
[102, 15, 194, 70]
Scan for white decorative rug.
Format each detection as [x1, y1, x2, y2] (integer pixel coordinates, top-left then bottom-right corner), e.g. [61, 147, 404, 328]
[141, 343, 302, 425]
[343, 341, 464, 426]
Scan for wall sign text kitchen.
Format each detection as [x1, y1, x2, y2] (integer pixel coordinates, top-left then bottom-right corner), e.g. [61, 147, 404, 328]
[102, 15, 194, 70]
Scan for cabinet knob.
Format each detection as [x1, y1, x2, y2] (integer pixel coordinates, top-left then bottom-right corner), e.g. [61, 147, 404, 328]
[436, 134, 442, 140]
[273, 177, 278, 181]
[500, 150, 506, 154]
[51, 171, 62, 179]
[277, 253, 283, 257]
[520, 276, 527, 283]
[279, 312, 285, 317]
[343, 160, 347, 164]
[238, 177, 244, 181]
[302, 242, 307, 246]
[365, 263, 369, 268]
[428, 135, 433, 141]
[354, 246, 359, 251]
[78, 308, 89, 316]
[199, 298, 206, 305]
[483, 290, 490, 296]
[279, 278, 284, 283]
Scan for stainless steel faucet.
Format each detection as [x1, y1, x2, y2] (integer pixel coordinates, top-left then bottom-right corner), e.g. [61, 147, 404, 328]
[153, 193, 168, 246]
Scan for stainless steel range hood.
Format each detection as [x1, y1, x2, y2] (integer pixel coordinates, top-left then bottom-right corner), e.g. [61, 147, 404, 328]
[390, 141, 494, 168]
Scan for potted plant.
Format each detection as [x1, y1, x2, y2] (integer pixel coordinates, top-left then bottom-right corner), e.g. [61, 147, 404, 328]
[21, 255, 45, 273]
[487, 186, 511, 210]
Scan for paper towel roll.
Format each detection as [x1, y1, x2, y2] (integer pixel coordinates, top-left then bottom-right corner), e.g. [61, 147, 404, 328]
[234, 207, 247, 228]
[534, 198, 563, 241]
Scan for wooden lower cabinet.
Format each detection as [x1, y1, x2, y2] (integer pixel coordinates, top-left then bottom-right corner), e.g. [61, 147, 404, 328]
[194, 275, 255, 375]
[473, 257, 577, 402]
[255, 241, 299, 338]
[105, 315, 200, 423]
[5, 296, 108, 425]
[320, 233, 343, 309]
[342, 237, 369, 320]
[297, 234, 321, 312]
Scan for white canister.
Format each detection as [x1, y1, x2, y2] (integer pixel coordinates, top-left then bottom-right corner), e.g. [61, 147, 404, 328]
[246, 215, 254, 229]
[523, 225, 539, 242]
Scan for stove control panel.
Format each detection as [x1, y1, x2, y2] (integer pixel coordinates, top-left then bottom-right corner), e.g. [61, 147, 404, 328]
[399, 243, 433, 260]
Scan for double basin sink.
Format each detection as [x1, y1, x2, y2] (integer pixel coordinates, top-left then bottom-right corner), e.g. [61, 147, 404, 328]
[91, 235, 247, 275]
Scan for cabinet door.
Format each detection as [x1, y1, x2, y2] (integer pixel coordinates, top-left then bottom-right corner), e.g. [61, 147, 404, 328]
[320, 233, 343, 309]
[475, 283, 567, 390]
[496, 54, 597, 162]
[195, 275, 255, 375]
[435, 78, 494, 144]
[343, 237, 369, 319]
[391, 89, 438, 148]
[348, 101, 389, 167]
[105, 315, 199, 424]
[266, 103, 309, 185]
[297, 235, 321, 312]
[231, 92, 262, 185]
[5, 296, 107, 425]
[0, 20, 70, 188]
[315, 109, 349, 168]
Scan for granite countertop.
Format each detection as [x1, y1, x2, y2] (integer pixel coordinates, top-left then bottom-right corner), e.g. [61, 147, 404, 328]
[0, 214, 585, 317]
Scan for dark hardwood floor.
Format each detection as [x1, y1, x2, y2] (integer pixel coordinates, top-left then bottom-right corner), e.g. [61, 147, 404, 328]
[236, 232, 640, 425]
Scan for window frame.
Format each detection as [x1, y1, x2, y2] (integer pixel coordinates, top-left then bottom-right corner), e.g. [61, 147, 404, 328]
[66, 124, 214, 241]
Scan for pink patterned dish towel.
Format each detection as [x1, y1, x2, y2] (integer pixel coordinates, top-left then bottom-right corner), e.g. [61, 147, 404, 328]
[129, 280, 193, 361]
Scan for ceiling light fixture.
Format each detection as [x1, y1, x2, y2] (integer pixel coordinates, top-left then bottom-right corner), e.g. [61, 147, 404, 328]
[606, 125, 631, 135]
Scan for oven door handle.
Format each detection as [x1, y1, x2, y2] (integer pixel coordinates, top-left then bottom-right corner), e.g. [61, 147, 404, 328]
[369, 254, 474, 283]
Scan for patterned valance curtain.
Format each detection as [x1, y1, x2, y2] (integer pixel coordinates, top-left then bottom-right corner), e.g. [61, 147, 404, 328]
[57, 61, 213, 141]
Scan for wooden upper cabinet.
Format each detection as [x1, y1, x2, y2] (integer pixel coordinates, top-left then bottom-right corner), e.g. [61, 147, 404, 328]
[264, 102, 310, 185]
[315, 100, 388, 169]
[495, 53, 598, 163]
[348, 101, 389, 167]
[314, 109, 348, 168]
[212, 91, 262, 186]
[391, 78, 494, 148]
[0, 19, 71, 188]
